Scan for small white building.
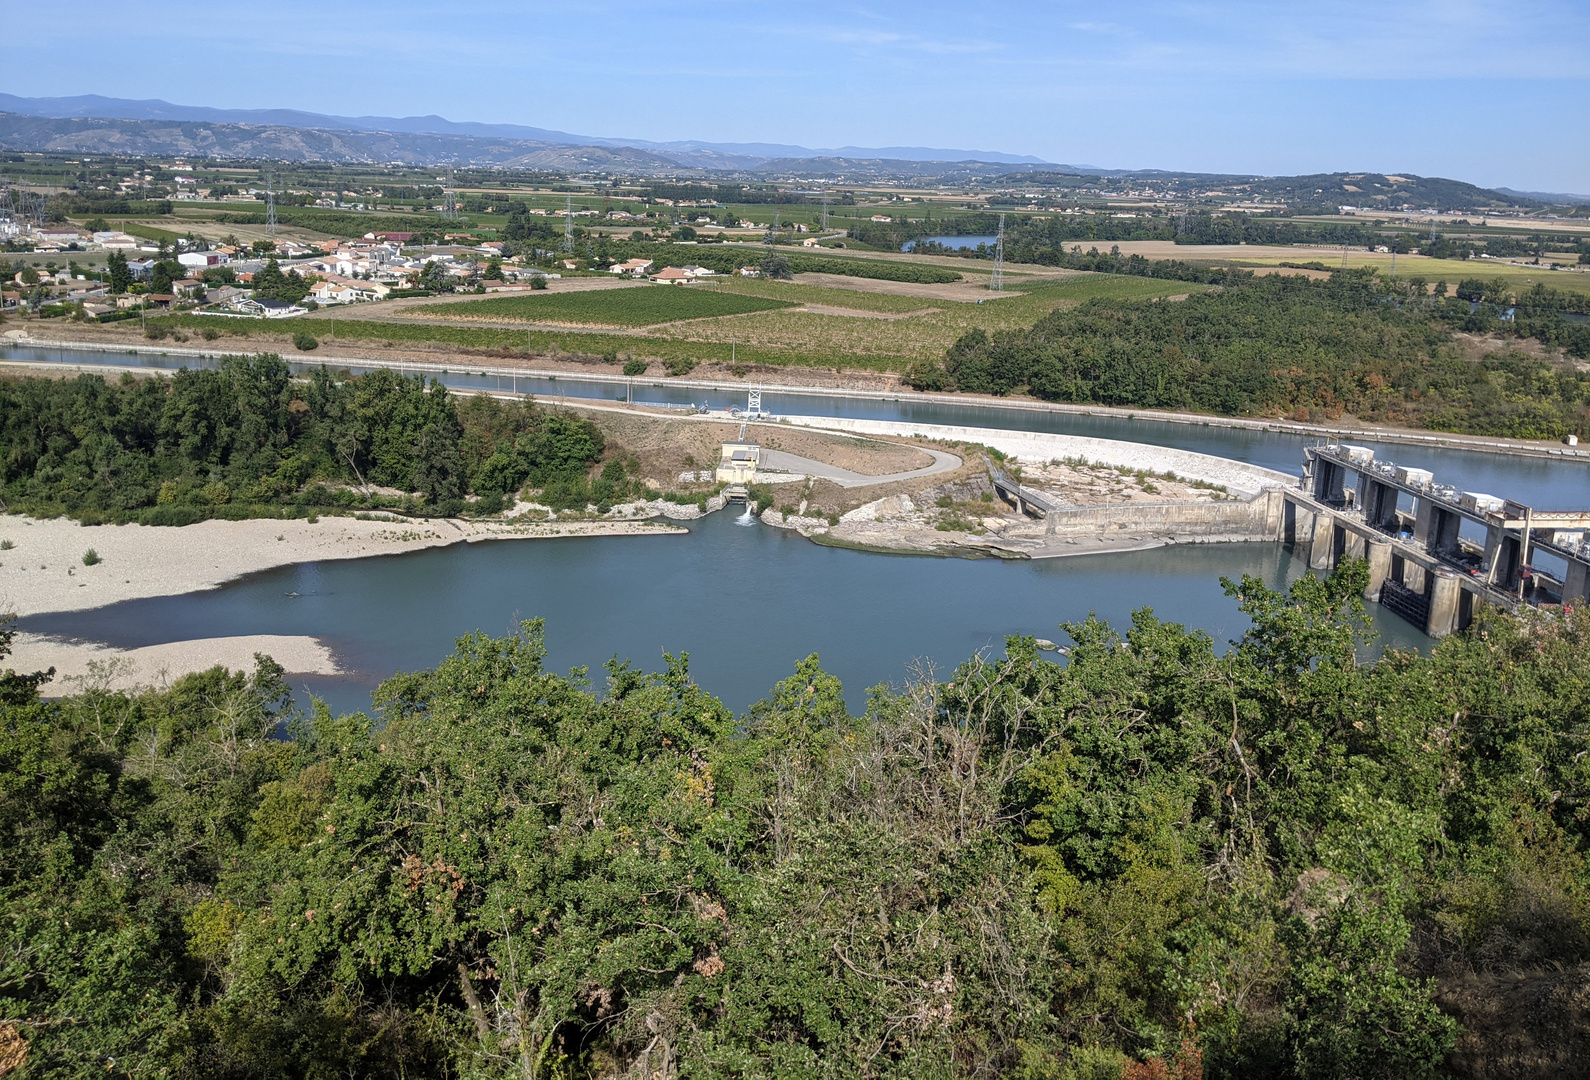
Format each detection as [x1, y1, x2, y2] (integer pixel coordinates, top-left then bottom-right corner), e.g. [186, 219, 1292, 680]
[715, 441, 761, 486]
[610, 258, 654, 277]
[178, 251, 227, 269]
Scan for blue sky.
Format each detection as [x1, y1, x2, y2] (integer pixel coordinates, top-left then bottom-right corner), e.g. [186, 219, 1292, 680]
[7, 1, 1587, 191]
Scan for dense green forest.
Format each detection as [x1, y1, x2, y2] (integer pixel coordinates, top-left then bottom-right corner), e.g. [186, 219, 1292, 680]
[0, 357, 630, 523]
[3, 564, 1587, 1077]
[907, 272, 1590, 440]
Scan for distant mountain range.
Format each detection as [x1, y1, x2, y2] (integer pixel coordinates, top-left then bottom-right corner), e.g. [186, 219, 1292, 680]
[0, 93, 1568, 209]
[1494, 187, 1590, 206]
[0, 93, 1052, 169]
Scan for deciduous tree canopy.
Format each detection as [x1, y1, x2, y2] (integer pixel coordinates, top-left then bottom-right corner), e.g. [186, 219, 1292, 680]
[3, 566, 1587, 1077]
[0, 357, 611, 522]
[907, 272, 1590, 440]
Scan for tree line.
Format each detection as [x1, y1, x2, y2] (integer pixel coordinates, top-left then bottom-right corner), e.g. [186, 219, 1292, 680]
[0, 356, 624, 523]
[2, 563, 1587, 1077]
[906, 271, 1590, 440]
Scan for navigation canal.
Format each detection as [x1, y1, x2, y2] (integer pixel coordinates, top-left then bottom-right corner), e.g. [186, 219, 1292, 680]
[7, 342, 1587, 507]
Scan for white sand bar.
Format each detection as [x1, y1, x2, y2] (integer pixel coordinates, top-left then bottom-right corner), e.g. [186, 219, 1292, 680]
[12, 633, 341, 697]
[777, 416, 1295, 496]
[0, 514, 682, 619]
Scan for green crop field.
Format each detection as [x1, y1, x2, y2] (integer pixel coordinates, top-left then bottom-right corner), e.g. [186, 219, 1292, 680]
[426, 285, 796, 326]
[152, 271, 1210, 374]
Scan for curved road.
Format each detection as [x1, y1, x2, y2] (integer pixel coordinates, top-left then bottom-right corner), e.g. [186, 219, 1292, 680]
[757, 446, 962, 488]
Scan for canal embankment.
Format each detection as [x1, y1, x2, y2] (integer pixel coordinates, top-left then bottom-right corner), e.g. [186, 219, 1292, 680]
[7, 330, 1588, 462]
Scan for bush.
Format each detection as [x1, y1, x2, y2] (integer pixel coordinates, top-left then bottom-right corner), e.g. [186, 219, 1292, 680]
[82, 548, 101, 566]
[472, 491, 505, 516]
[0, 539, 12, 550]
[664, 357, 697, 377]
[530, 275, 548, 290]
[292, 331, 318, 351]
[200, 327, 220, 341]
[623, 359, 647, 376]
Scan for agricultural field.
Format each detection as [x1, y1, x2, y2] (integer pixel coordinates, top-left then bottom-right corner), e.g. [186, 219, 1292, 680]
[1065, 240, 1590, 296]
[148, 271, 1210, 372]
[640, 275, 1209, 364]
[425, 285, 796, 326]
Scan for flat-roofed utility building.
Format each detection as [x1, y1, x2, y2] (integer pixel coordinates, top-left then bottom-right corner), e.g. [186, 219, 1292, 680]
[715, 441, 760, 486]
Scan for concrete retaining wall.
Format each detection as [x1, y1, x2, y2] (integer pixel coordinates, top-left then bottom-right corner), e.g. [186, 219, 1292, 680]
[1043, 488, 1285, 540]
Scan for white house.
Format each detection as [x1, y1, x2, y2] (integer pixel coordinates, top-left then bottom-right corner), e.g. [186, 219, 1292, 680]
[228, 297, 306, 318]
[610, 258, 654, 277]
[314, 274, 389, 302]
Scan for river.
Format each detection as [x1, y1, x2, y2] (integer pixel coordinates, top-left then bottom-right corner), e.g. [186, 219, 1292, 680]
[6, 342, 1585, 713]
[21, 513, 1429, 715]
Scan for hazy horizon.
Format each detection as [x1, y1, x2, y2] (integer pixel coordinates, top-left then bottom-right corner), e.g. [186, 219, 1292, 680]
[5, 0, 1587, 191]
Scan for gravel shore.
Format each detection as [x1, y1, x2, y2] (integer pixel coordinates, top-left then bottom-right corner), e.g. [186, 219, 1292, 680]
[11, 633, 343, 697]
[0, 513, 683, 691]
[0, 513, 683, 620]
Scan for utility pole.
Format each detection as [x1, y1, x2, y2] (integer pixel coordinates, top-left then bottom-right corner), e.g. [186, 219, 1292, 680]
[562, 195, 574, 253]
[989, 213, 1005, 292]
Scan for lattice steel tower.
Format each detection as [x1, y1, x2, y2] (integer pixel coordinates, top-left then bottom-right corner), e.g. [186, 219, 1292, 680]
[989, 213, 1005, 291]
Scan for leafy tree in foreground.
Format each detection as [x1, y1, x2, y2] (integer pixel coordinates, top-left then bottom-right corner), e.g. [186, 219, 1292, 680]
[3, 565, 1589, 1076]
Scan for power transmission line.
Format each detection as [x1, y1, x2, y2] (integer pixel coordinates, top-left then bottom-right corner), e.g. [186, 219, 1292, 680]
[562, 195, 574, 253]
[265, 168, 276, 235]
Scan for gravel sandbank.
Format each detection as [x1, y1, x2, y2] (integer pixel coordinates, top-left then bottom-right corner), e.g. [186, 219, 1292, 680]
[12, 633, 341, 697]
[0, 513, 683, 619]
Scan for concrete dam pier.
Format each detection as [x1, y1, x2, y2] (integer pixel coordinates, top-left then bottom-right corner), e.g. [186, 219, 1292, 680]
[1280, 444, 1590, 638]
[988, 440, 1588, 638]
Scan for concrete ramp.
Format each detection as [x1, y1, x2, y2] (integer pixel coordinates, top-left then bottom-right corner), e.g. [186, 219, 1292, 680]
[779, 416, 1293, 497]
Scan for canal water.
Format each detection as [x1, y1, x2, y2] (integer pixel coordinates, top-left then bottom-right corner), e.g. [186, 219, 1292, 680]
[7, 343, 1587, 507]
[6, 343, 1583, 714]
[908, 235, 999, 251]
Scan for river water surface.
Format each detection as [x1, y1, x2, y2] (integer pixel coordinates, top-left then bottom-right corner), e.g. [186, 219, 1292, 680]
[6, 343, 1584, 713]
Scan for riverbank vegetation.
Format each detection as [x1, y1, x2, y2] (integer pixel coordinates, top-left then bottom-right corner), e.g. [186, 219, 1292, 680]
[907, 271, 1590, 440]
[0, 356, 629, 523]
[3, 564, 1587, 1077]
